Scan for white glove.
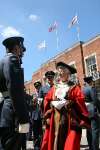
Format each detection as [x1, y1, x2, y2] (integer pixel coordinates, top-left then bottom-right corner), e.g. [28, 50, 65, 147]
[38, 98, 43, 104]
[19, 123, 29, 133]
[38, 98, 43, 101]
[51, 99, 66, 110]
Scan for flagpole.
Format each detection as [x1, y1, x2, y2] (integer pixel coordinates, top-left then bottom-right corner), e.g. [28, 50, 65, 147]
[55, 29, 59, 50]
[76, 25, 80, 41]
[76, 14, 80, 41]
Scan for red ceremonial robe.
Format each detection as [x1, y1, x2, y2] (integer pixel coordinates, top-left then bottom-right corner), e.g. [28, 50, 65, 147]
[41, 85, 90, 150]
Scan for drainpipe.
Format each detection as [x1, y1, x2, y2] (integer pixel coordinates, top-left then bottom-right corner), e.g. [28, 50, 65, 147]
[80, 41, 85, 77]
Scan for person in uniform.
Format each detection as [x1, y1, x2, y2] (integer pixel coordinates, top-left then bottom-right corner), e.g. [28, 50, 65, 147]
[34, 80, 50, 117]
[41, 61, 90, 150]
[83, 76, 100, 150]
[31, 97, 42, 150]
[0, 36, 29, 150]
[41, 71, 55, 150]
[34, 81, 50, 100]
[45, 71, 55, 88]
[34, 81, 42, 98]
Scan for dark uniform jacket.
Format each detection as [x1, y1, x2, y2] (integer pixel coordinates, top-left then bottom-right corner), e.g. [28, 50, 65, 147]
[83, 85, 100, 118]
[0, 53, 29, 127]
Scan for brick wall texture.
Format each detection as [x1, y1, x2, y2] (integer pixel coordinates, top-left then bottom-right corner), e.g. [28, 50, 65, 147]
[25, 35, 100, 94]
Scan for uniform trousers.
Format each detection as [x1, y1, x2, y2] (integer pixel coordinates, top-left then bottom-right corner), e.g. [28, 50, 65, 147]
[0, 127, 25, 150]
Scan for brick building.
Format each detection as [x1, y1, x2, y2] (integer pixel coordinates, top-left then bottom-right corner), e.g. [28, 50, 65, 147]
[25, 34, 100, 95]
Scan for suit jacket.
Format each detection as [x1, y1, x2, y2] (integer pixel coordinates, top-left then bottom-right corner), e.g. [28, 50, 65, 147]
[0, 53, 29, 127]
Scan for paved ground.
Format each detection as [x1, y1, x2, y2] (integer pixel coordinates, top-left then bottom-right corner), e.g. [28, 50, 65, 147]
[27, 129, 100, 150]
[80, 129, 89, 150]
[26, 141, 34, 150]
[0, 129, 99, 149]
[26, 129, 90, 150]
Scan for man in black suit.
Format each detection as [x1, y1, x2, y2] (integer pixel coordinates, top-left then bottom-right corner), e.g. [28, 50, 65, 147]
[0, 36, 29, 150]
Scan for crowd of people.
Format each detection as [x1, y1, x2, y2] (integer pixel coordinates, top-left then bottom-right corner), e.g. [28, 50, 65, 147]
[0, 36, 100, 150]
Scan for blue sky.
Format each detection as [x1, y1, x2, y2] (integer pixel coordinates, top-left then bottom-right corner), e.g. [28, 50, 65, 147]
[0, 0, 100, 81]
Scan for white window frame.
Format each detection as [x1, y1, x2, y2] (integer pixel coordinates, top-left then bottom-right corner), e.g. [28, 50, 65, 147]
[84, 53, 98, 76]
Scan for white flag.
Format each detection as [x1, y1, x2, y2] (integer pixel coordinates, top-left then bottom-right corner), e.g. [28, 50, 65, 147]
[37, 40, 46, 49]
[68, 15, 78, 29]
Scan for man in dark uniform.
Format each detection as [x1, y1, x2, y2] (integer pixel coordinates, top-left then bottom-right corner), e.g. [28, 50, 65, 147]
[31, 97, 42, 150]
[83, 76, 100, 150]
[0, 36, 29, 150]
[34, 81, 50, 99]
[34, 81, 49, 114]
[45, 71, 55, 88]
[34, 81, 43, 98]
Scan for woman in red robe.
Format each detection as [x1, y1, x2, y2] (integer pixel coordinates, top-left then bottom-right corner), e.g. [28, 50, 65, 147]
[41, 62, 90, 150]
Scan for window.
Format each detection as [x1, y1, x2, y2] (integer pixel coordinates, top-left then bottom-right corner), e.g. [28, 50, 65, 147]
[85, 54, 97, 76]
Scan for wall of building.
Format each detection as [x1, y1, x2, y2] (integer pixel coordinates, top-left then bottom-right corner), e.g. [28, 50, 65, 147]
[25, 80, 33, 95]
[83, 36, 100, 71]
[25, 35, 100, 94]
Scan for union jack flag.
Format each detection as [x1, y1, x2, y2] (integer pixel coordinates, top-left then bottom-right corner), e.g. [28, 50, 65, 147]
[48, 21, 58, 32]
